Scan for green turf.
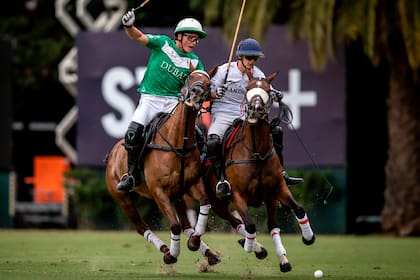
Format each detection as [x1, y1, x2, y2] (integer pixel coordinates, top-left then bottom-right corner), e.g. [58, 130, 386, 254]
[0, 230, 419, 279]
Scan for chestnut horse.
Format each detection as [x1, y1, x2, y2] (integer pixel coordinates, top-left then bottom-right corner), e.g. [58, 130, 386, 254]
[105, 70, 220, 266]
[203, 72, 315, 273]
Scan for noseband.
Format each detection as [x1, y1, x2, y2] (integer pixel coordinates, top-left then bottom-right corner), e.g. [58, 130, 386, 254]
[245, 78, 272, 123]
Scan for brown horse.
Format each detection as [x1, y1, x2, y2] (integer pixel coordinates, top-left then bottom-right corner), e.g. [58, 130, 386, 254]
[105, 70, 220, 266]
[203, 72, 315, 273]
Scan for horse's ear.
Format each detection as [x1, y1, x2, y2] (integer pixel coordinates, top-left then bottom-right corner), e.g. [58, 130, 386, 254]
[189, 62, 195, 73]
[267, 72, 278, 83]
[208, 64, 220, 78]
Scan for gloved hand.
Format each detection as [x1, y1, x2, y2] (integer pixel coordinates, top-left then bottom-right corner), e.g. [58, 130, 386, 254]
[215, 84, 227, 99]
[122, 9, 135, 27]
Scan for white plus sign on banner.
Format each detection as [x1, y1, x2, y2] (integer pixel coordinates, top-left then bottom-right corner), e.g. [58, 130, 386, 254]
[283, 69, 317, 129]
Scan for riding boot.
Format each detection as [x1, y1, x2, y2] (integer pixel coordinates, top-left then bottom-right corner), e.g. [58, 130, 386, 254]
[271, 125, 304, 186]
[206, 134, 231, 198]
[116, 122, 144, 192]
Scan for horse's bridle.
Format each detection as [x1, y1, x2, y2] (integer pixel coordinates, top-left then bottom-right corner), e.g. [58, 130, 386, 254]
[245, 78, 273, 123]
[224, 78, 276, 167]
[181, 70, 211, 110]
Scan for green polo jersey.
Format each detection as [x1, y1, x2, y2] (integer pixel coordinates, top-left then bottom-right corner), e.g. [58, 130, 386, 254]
[137, 34, 204, 97]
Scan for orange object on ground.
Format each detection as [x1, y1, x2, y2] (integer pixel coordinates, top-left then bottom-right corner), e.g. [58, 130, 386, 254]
[24, 156, 70, 203]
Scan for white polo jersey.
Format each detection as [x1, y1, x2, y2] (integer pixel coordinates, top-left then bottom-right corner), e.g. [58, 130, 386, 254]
[208, 61, 265, 137]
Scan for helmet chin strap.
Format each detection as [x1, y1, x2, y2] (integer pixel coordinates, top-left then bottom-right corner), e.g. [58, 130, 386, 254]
[239, 58, 252, 72]
[175, 35, 186, 52]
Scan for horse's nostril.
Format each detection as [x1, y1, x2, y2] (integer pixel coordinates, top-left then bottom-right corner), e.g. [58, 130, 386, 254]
[191, 95, 201, 103]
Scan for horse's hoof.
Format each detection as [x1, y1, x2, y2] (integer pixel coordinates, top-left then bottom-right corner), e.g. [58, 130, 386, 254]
[238, 238, 268, 259]
[280, 262, 292, 273]
[207, 255, 221, 266]
[255, 247, 268, 259]
[163, 252, 177, 264]
[302, 234, 316, 245]
[237, 238, 245, 248]
[205, 249, 221, 265]
[187, 236, 200, 251]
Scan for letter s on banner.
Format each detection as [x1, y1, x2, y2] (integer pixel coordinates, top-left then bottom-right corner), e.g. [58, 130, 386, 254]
[101, 66, 137, 138]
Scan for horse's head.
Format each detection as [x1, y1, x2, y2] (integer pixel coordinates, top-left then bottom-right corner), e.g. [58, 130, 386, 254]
[245, 72, 277, 124]
[181, 70, 211, 110]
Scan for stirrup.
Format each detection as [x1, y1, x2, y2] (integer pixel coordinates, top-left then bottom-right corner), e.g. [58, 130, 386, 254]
[116, 173, 135, 192]
[282, 171, 304, 186]
[215, 180, 231, 198]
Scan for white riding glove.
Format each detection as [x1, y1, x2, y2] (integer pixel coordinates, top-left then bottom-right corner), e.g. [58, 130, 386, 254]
[215, 84, 227, 99]
[122, 9, 135, 27]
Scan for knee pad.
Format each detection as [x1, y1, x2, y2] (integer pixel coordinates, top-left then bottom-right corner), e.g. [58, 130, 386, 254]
[124, 122, 144, 148]
[206, 134, 221, 157]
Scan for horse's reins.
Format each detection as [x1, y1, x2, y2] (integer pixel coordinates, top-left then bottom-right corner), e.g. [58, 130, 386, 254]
[147, 107, 196, 157]
[225, 120, 275, 167]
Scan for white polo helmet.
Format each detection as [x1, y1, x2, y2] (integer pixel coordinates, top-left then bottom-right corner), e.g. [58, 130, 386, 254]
[174, 18, 207, 39]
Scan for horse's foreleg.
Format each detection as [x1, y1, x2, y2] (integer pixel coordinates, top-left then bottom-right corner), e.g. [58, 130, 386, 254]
[232, 196, 258, 253]
[188, 183, 212, 238]
[183, 194, 197, 227]
[174, 198, 199, 252]
[153, 193, 181, 264]
[231, 210, 267, 259]
[265, 198, 292, 272]
[184, 228, 221, 265]
[193, 204, 211, 236]
[109, 193, 172, 262]
[271, 228, 292, 273]
[279, 187, 315, 245]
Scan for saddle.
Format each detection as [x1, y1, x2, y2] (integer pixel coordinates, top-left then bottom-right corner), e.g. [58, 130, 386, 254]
[203, 118, 243, 169]
[223, 118, 244, 150]
[137, 112, 204, 170]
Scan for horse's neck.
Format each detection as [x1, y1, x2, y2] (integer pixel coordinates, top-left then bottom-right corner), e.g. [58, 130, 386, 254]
[242, 121, 273, 153]
[162, 103, 197, 146]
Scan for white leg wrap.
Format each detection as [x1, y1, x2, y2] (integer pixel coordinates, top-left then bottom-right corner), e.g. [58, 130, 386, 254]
[231, 210, 244, 222]
[186, 209, 197, 228]
[236, 224, 247, 237]
[244, 232, 256, 253]
[184, 227, 209, 256]
[296, 214, 314, 240]
[193, 204, 211, 236]
[271, 228, 287, 257]
[253, 240, 263, 253]
[198, 239, 209, 256]
[183, 228, 194, 238]
[169, 232, 180, 258]
[144, 230, 166, 251]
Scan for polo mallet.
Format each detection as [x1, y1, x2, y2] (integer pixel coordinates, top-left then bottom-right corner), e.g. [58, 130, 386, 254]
[223, 0, 247, 84]
[133, 0, 151, 12]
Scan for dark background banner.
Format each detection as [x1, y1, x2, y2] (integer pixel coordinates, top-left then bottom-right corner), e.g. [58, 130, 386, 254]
[76, 25, 345, 167]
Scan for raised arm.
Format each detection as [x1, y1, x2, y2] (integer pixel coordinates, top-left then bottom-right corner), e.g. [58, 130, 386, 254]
[121, 9, 149, 45]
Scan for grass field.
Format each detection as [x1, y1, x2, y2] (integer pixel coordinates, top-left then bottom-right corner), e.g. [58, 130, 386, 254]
[0, 230, 419, 280]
